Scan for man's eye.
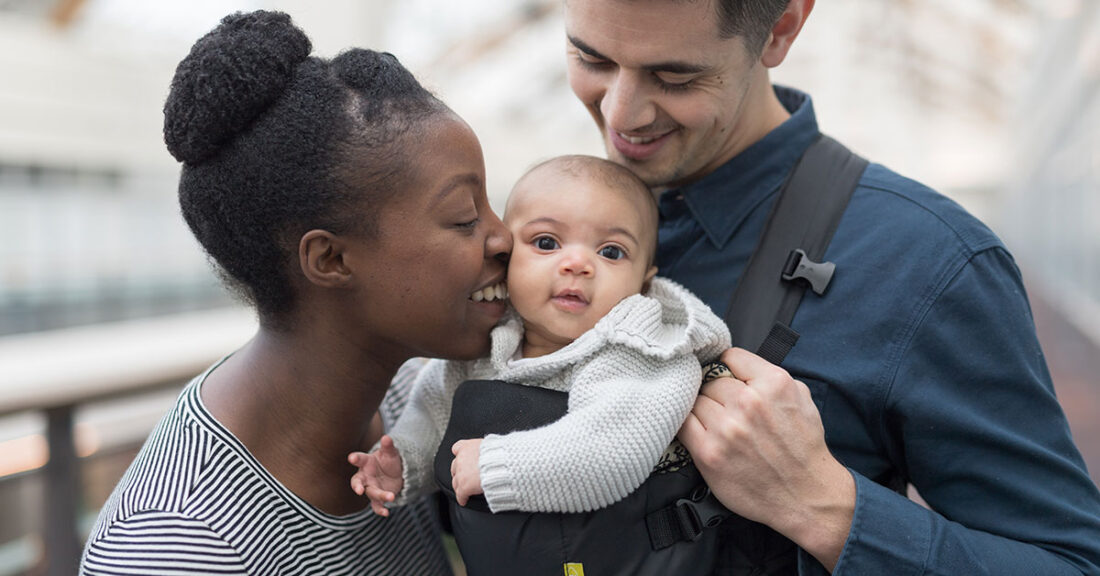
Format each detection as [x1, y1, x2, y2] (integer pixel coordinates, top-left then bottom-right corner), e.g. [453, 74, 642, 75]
[535, 237, 559, 250]
[574, 52, 612, 71]
[598, 246, 624, 260]
[656, 74, 694, 94]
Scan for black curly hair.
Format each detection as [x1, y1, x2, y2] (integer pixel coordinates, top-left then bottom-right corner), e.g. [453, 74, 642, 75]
[164, 10, 448, 329]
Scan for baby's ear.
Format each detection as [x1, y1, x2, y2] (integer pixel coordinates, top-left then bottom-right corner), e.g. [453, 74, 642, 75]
[642, 265, 658, 294]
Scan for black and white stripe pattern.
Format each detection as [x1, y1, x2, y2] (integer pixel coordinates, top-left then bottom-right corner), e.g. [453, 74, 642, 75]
[80, 359, 451, 575]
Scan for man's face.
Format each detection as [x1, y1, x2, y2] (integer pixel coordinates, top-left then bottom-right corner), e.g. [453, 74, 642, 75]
[564, 0, 771, 190]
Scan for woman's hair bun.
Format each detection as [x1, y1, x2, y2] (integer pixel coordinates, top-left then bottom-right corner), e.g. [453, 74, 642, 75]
[163, 11, 312, 164]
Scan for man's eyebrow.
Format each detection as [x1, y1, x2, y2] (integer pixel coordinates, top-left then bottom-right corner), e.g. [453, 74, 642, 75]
[568, 34, 709, 75]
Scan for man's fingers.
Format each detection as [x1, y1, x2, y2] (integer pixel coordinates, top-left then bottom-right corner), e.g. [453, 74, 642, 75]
[722, 346, 787, 378]
[697, 373, 748, 407]
[679, 411, 706, 443]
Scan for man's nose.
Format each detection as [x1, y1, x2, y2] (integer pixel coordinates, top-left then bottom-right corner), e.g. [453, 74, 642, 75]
[601, 70, 657, 133]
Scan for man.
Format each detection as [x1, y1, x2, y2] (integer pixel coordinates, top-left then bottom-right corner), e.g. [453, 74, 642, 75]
[562, 0, 1100, 574]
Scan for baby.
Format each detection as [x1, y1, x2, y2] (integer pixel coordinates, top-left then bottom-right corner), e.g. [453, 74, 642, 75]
[349, 154, 730, 516]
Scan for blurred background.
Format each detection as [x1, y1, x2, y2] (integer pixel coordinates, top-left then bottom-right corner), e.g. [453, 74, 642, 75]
[0, 0, 1097, 574]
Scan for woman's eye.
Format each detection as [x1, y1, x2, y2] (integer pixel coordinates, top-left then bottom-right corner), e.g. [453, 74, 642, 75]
[534, 237, 559, 251]
[598, 246, 624, 260]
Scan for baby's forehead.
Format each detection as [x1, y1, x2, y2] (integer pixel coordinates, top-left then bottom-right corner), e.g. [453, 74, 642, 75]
[508, 170, 649, 221]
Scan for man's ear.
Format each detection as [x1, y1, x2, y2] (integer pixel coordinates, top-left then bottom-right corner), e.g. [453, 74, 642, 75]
[642, 265, 659, 294]
[760, 0, 815, 68]
[299, 229, 352, 288]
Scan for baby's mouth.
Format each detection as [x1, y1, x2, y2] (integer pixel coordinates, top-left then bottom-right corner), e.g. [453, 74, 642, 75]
[470, 281, 508, 302]
[554, 289, 588, 304]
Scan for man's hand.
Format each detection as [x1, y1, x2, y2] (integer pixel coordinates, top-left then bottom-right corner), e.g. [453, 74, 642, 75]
[451, 438, 484, 506]
[348, 434, 405, 517]
[679, 347, 855, 571]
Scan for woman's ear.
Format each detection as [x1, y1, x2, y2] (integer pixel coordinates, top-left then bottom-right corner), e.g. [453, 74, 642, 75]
[299, 229, 352, 288]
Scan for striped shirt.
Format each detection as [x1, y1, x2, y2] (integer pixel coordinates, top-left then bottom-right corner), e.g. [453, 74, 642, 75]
[80, 358, 451, 575]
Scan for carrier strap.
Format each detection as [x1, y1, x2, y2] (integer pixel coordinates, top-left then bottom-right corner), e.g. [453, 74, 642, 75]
[647, 134, 867, 553]
[725, 134, 868, 363]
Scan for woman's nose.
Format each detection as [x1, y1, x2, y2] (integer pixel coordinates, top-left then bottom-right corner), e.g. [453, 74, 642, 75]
[484, 211, 512, 262]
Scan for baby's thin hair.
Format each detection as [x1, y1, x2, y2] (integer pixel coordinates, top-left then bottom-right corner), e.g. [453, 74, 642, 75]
[522, 154, 656, 218]
[517, 154, 658, 264]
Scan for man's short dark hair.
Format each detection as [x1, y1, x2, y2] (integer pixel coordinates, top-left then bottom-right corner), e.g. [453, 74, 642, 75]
[714, 0, 789, 55]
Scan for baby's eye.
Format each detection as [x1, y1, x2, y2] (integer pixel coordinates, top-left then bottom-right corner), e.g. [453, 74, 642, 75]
[535, 236, 559, 251]
[598, 246, 624, 260]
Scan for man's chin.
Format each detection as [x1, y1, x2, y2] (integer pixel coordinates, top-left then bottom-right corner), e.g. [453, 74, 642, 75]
[605, 153, 674, 190]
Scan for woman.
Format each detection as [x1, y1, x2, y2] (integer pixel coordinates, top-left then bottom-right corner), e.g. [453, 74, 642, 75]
[79, 10, 510, 575]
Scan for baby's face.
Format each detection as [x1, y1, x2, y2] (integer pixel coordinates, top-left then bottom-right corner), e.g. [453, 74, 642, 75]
[504, 169, 657, 353]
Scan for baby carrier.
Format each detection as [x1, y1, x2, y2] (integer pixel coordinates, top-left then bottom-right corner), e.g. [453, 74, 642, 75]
[432, 135, 868, 575]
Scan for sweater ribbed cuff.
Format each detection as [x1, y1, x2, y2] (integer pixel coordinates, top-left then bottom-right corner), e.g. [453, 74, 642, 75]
[387, 434, 421, 508]
[479, 438, 520, 513]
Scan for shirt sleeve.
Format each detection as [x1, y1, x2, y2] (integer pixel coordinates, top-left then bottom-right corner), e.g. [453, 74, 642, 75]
[478, 347, 702, 514]
[825, 247, 1100, 576]
[80, 511, 248, 575]
[387, 359, 463, 505]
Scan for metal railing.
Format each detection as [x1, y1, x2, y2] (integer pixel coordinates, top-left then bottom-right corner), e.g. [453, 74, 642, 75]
[0, 308, 256, 575]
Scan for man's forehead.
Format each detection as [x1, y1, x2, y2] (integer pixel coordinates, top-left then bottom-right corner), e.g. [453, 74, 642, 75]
[564, 0, 728, 61]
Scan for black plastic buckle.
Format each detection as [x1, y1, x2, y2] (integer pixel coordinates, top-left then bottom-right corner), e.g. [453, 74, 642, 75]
[781, 249, 835, 295]
[674, 485, 729, 541]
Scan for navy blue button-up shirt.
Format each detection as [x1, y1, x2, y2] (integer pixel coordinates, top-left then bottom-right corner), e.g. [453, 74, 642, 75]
[658, 87, 1100, 575]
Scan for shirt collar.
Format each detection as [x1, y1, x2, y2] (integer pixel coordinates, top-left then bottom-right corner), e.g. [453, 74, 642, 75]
[665, 86, 820, 249]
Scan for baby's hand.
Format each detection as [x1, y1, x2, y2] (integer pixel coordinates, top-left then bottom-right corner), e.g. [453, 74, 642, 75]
[348, 434, 405, 517]
[450, 438, 484, 506]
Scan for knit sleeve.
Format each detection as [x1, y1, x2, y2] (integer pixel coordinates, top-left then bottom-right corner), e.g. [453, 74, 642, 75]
[386, 359, 464, 505]
[80, 511, 248, 575]
[478, 348, 702, 513]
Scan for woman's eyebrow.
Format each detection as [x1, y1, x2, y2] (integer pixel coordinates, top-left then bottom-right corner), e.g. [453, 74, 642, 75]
[431, 173, 482, 206]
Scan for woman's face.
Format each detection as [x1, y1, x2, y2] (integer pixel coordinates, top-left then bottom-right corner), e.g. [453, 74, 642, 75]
[344, 114, 511, 361]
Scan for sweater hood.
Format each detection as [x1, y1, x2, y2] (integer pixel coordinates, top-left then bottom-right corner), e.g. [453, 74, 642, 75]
[594, 277, 731, 362]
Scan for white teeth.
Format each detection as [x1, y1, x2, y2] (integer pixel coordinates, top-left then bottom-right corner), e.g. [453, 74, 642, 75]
[471, 282, 508, 302]
[619, 132, 657, 145]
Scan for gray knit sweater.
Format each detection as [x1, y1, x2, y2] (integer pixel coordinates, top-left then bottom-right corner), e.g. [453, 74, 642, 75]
[387, 277, 731, 514]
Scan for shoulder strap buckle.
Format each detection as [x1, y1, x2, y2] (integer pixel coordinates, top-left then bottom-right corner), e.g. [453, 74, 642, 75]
[781, 248, 835, 296]
[646, 484, 731, 550]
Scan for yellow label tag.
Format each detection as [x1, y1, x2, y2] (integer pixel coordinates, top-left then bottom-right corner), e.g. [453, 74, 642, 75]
[564, 563, 585, 576]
